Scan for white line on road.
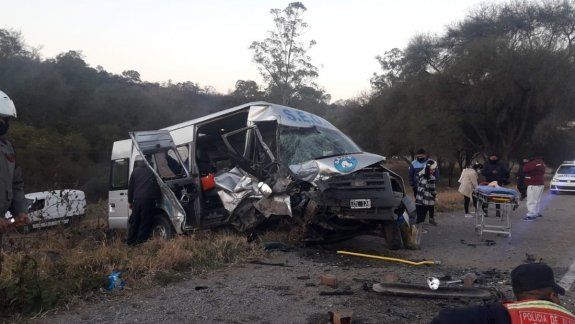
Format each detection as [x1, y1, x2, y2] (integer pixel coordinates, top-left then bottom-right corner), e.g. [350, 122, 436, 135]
[559, 260, 575, 291]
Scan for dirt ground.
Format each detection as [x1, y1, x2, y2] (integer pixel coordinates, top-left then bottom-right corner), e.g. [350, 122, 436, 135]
[37, 191, 575, 323]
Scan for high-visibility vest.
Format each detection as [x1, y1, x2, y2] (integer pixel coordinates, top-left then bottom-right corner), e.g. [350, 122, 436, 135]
[504, 299, 575, 324]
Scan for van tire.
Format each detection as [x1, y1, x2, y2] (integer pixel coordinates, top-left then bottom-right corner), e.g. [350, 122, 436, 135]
[152, 215, 175, 240]
[16, 224, 33, 234]
[382, 221, 402, 250]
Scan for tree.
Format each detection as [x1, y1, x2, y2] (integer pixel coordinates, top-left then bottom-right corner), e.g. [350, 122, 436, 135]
[250, 2, 320, 105]
[122, 70, 141, 83]
[232, 80, 263, 100]
[369, 0, 575, 165]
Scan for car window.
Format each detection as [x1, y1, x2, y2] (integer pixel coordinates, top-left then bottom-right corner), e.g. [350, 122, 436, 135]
[557, 165, 575, 175]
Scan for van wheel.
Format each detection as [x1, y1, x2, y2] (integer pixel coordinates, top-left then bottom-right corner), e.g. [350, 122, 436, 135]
[152, 215, 175, 240]
[382, 221, 402, 250]
[16, 224, 33, 234]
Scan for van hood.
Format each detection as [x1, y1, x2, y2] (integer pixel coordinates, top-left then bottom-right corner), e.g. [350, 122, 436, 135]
[289, 152, 386, 183]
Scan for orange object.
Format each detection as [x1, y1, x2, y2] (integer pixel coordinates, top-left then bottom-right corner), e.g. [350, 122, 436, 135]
[201, 174, 215, 191]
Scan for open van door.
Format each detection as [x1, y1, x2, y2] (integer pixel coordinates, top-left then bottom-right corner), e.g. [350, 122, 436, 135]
[130, 130, 193, 234]
[109, 140, 131, 229]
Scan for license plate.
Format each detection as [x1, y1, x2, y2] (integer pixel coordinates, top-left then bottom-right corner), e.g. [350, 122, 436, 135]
[350, 199, 371, 209]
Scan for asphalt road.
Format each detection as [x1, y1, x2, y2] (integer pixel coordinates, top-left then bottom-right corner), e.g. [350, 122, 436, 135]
[39, 191, 575, 324]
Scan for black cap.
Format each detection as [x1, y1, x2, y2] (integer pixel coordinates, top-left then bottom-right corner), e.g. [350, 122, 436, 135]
[511, 263, 565, 295]
[416, 148, 426, 155]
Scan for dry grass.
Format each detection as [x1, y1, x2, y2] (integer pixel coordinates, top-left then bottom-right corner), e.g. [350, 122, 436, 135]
[0, 202, 261, 318]
[435, 187, 463, 213]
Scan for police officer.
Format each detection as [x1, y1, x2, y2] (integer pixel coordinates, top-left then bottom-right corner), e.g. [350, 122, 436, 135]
[127, 155, 161, 245]
[431, 263, 575, 324]
[0, 91, 30, 272]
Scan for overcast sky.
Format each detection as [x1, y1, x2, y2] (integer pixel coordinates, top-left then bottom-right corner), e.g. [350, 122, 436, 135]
[0, 0, 497, 100]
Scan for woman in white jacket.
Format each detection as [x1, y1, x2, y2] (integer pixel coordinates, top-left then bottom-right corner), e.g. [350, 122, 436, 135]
[458, 163, 482, 218]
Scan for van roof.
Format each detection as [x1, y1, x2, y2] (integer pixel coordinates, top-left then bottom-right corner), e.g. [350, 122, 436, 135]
[163, 101, 270, 132]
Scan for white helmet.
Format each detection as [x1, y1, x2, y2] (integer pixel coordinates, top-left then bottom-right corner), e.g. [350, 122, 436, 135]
[0, 90, 17, 118]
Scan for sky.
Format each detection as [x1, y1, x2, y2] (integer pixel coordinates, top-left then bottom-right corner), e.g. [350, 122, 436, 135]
[0, 0, 498, 101]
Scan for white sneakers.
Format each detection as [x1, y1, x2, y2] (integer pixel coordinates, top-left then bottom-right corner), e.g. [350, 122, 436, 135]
[464, 213, 474, 218]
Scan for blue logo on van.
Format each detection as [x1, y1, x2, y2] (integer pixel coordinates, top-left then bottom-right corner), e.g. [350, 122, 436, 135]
[334, 156, 358, 173]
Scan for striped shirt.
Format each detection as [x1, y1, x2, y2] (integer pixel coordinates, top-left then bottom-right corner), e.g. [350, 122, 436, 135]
[416, 174, 437, 206]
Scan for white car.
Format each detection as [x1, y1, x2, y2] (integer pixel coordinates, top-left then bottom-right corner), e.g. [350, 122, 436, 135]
[550, 162, 575, 194]
[5, 189, 86, 233]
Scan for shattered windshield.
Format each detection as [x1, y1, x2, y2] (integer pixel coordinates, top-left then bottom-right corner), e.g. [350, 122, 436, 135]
[279, 125, 361, 165]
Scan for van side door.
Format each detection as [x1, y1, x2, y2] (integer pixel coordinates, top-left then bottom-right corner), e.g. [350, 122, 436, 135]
[109, 158, 130, 229]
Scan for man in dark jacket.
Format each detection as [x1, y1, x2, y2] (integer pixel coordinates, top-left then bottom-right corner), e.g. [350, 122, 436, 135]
[481, 153, 510, 186]
[516, 159, 528, 201]
[431, 263, 574, 324]
[522, 156, 546, 221]
[127, 155, 162, 245]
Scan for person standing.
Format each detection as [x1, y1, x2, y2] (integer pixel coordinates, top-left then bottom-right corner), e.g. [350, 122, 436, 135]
[458, 162, 482, 218]
[0, 91, 30, 272]
[516, 159, 528, 201]
[127, 155, 162, 245]
[409, 148, 439, 196]
[416, 160, 438, 227]
[481, 153, 510, 186]
[522, 155, 546, 221]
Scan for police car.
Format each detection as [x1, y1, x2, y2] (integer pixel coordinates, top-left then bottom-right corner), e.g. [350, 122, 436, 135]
[550, 161, 575, 194]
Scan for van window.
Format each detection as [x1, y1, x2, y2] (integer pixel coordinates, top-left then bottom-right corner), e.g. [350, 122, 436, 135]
[29, 199, 45, 212]
[111, 158, 129, 190]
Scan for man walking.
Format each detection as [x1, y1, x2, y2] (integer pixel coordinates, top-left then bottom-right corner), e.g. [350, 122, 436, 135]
[127, 155, 162, 245]
[522, 155, 546, 221]
[0, 91, 30, 272]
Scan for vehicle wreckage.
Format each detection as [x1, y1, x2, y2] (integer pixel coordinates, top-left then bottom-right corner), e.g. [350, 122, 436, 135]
[108, 102, 415, 247]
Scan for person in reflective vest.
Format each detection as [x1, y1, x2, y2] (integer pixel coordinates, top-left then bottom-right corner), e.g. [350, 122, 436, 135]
[504, 263, 575, 324]
[430, 263, 575, 324]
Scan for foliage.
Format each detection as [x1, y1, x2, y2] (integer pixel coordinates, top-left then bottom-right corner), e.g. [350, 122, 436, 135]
[346, 0, 575, 172]
[250, 2, 323, 105]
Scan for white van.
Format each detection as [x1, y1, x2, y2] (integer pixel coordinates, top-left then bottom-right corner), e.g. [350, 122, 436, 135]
[8, 190, 86, 233]
[108, 102, 412, 247]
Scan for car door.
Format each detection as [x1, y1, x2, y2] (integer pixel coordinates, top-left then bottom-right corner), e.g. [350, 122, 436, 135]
[130, 130, 191, 234]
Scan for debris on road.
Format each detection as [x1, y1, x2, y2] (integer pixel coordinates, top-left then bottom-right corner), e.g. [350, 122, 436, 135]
[320, 290, 353, 296]
[329, 309, 353, 324]
[262, 241, 294, 252]
[460, 239, 496, 247]
[296, 275, 311, 280]
[248, 260, 294, 267]
[320, 274, 338, 287]
[337, 250, 440, 266]
[373, 283, 492, 299]
[194, 286, 209, 291]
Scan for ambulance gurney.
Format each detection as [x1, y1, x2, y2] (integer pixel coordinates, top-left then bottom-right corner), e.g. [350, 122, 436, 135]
[473, 184, 519, 238]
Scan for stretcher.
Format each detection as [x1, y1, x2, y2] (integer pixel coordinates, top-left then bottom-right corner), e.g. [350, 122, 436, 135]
[473, 185, 519, 238]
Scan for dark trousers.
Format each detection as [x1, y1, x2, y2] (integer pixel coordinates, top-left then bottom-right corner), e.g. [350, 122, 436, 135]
[464, 196, 478, 214]
[127, 199, 156, 245]
[416, 205, 435, 224]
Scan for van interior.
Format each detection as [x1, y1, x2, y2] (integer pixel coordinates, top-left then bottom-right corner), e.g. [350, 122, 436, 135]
[191, 110, 250, 227]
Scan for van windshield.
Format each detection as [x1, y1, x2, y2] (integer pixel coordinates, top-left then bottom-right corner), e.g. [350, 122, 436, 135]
[279, 125, 361, 165]
[558, 165, 575, 174]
